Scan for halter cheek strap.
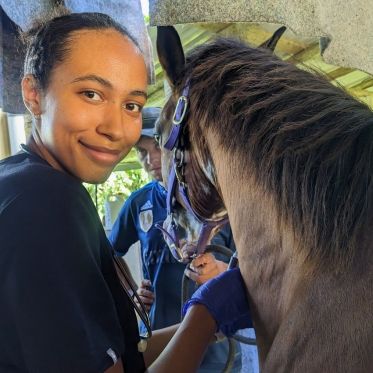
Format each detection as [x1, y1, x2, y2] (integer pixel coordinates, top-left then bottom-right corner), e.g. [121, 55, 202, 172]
[164, 84, 190, 151]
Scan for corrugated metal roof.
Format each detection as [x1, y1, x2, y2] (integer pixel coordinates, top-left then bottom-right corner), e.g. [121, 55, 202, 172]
[145, 23, 373, 108]
[120, 22, 372, 169]
[149, 0, 373, 76]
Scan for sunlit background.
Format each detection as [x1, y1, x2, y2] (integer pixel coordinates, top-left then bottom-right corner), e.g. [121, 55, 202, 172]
[140, 0, 149, 16]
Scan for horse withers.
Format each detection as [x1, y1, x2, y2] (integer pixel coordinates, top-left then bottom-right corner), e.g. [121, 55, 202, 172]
[155, 26, 373, 372]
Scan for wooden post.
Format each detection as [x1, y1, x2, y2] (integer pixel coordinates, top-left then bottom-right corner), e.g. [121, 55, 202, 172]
[0, 110, 11, 160]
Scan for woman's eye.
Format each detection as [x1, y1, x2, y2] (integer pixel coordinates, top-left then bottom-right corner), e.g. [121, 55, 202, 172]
[82, 91, 101, 101]
[124, 103, 142, 112]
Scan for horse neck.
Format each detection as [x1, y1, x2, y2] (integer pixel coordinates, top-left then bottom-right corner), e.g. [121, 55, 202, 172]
[206, 133, 373, 369]
[209, 134, 373, 351]
[208, 136, 308, 344]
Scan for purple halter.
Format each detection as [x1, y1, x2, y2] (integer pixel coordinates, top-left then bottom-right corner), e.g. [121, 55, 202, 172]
[158, 82, 228, 263]
[164, 84, 190, 150]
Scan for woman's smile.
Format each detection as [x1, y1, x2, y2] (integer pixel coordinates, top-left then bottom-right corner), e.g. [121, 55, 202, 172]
[79, 140, 123, 166]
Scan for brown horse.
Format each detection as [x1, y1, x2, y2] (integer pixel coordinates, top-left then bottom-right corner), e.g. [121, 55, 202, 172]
[155, 26, 373, 372]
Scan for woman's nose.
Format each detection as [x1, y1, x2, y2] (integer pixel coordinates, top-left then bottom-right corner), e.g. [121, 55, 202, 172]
[96, 107, 124, 141]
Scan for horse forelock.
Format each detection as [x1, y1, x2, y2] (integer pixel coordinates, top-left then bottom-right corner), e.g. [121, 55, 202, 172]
[177, 37, 373, 270]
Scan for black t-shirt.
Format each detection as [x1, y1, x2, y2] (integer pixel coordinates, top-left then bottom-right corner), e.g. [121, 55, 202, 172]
[0, 150, 145, 373]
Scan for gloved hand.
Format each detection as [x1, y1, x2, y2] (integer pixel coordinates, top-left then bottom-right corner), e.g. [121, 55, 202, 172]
[182, 267, 252, 337]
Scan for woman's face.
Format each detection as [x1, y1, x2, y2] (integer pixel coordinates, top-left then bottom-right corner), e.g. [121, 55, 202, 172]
[29, 29, 148, 183]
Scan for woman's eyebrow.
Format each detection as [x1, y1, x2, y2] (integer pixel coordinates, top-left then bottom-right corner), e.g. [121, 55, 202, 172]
[130, 90, 148, 100]
[70, 75, 147, 99]
[71, 74, 112, 88]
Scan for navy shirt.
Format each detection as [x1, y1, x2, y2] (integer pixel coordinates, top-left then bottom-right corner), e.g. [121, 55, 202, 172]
[110, 181, 242, 372]
[110, 181, 186, 330]
[0, 150, 144, 373]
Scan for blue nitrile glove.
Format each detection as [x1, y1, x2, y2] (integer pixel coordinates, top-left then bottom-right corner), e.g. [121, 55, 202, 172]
[182, 267, 252, 337]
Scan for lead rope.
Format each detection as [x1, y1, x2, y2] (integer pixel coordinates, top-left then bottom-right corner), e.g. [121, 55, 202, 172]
[112, 254, 152, 352]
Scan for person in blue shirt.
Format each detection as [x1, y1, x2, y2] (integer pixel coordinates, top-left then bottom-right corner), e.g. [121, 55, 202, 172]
[110, 107, 242, 372]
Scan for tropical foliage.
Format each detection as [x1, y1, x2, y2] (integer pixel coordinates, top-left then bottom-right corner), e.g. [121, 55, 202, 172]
[84, 169, 149, 220]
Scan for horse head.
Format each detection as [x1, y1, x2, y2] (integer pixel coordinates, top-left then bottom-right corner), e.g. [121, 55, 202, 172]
[156, 26, 285, 262]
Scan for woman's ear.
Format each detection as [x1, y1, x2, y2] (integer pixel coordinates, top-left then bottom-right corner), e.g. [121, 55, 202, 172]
[21, 74, 42, 118]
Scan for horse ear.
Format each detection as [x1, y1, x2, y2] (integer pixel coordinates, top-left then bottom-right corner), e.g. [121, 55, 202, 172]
[156, 26, 185, 87]
[259, 26, 286, 51]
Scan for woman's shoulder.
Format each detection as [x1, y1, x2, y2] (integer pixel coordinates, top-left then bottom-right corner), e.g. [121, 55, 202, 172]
[0, 153, 89, 213]
[3, 152, 81, 187]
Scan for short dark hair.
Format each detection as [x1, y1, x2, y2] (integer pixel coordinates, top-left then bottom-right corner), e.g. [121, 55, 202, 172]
[21, 7, 139, 90]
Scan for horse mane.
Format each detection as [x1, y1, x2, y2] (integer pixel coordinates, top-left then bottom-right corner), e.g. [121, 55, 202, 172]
[174, 37, 373, 270]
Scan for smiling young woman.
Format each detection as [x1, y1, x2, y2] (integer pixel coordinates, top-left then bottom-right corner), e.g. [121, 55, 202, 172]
[22, 27, 148, 183]
[0, 9, 152, 373]
[0, 9, 251, 373]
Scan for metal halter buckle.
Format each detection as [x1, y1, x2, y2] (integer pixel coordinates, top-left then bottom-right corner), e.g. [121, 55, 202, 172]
[172, 95, 188, 125]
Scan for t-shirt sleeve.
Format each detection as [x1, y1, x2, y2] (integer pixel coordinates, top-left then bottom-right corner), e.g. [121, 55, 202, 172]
[109, 197, 139, 255]
[1, 182, 124, 373]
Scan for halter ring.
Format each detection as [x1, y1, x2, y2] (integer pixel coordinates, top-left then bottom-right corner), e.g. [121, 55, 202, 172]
[172, 96, 188, 125]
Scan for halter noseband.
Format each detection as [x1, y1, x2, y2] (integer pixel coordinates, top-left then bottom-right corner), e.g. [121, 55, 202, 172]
[159, 82, 228, 263]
